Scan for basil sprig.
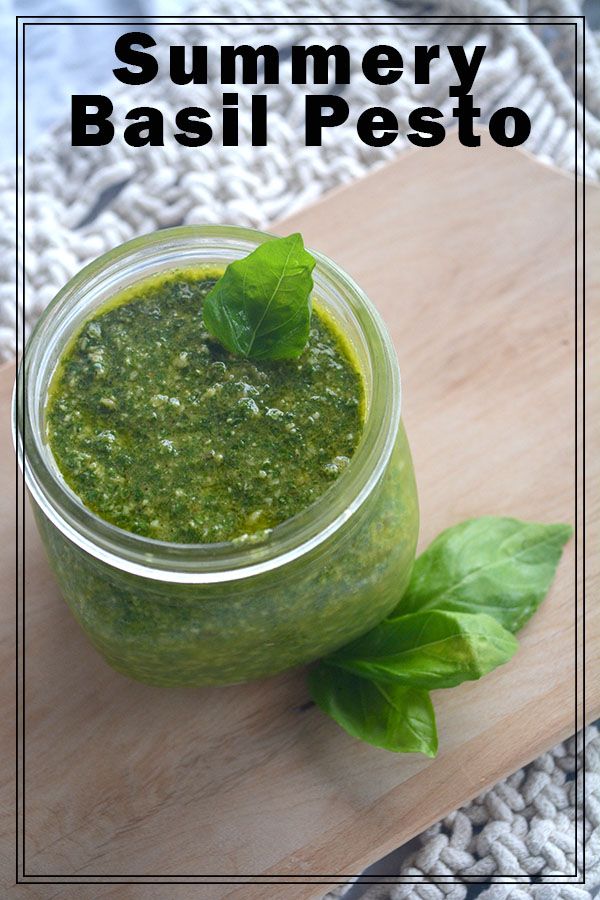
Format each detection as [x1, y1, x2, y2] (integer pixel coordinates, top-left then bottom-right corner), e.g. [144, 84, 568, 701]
[326, 610, 518, 690]
[396, 517, 573, 632]
[203, 233, 316, 361]
[309, 671, 438, 757]
[309, 517, 572, 756]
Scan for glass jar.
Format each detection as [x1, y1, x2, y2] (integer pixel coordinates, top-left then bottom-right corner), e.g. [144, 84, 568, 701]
[16, 225, 419, 687]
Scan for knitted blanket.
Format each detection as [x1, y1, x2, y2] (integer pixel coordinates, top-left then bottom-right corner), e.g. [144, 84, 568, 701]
[8, 1, 598, 895]
[329, 726, 599, 900]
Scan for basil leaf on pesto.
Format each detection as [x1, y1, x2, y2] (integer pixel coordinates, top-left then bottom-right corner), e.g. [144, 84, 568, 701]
[326, 610, 518, 690]
[308, 665, 438, 756]
[203, 233, 316, 360]
[394, 517, 573, 632]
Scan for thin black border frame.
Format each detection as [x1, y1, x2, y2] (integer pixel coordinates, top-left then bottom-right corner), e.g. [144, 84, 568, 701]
[14, 12, 586, 888]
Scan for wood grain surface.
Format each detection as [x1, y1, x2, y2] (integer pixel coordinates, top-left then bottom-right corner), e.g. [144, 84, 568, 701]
[4, 134, 598, 898]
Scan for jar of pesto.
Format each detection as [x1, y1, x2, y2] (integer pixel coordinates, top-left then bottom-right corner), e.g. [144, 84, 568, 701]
[16, 226, 419, 687]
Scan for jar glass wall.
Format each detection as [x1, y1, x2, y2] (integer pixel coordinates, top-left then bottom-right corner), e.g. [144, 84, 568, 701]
[17, 226, 419, 686]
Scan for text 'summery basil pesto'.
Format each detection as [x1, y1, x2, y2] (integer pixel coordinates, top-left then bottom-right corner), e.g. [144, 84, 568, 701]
[46, 269, 365, 544]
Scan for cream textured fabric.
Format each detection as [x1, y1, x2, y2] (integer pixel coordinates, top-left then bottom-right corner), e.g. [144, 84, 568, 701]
[7, 0, 598, 893]
[5, 0, 599, 362]
[327, 725, 599, 899]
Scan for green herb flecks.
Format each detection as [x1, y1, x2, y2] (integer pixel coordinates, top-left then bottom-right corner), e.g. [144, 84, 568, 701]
[46, 269, 363, 544]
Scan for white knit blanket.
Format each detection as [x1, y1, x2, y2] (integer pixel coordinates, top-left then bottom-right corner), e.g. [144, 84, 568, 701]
[329, 726, 599, 900]
[7, 0, 599, 894]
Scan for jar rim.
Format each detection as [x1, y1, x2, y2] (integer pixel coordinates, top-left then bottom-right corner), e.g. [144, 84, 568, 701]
[16, 225, 401, 583]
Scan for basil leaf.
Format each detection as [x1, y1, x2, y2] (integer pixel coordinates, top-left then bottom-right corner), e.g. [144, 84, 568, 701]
[308, 665, 438, 756]
[308, 516, 571, 755]
[203, 233, 315, 360]
[394, 517, 572, 632]
[326, 610, 518, 690]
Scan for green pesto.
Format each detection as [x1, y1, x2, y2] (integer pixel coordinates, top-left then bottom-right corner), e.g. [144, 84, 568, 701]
[33, 425, 419, 686]
[46, 269, 364, 544]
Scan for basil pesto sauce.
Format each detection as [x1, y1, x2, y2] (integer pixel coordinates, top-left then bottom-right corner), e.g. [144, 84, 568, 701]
[46, 270, 364, 544]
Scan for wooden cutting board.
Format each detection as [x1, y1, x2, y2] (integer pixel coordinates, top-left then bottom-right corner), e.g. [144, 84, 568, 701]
[5, 134, 599, 898]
